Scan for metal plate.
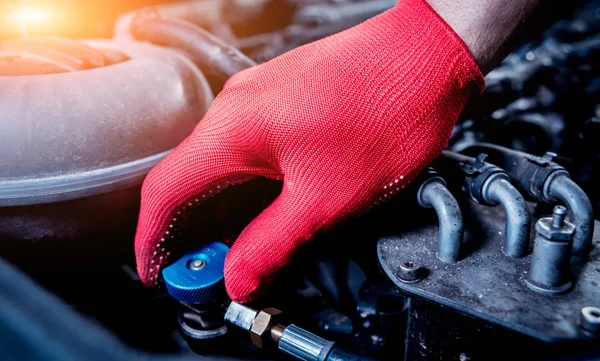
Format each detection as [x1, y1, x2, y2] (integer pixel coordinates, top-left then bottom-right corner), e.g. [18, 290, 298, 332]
[377, 202, 600, 342]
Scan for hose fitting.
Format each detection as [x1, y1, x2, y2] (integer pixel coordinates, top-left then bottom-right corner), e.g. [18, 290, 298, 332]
[437, 151, 531, 258]
[417, 168, 463, 263]
[482, 173, 531, 258]
[463, 143, 594, 255]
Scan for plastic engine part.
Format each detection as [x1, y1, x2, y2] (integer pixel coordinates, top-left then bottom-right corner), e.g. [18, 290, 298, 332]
[162, 242, 229, 304]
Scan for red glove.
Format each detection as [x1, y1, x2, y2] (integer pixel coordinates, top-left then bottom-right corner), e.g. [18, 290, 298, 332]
[135, 0, 484, 302]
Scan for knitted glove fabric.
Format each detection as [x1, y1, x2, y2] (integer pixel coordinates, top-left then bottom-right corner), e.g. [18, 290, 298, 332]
[135, 0, 484, 302]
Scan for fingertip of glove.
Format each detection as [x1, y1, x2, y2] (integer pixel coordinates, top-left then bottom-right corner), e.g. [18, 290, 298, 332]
[136, 262, 157, 288]
[140, 275, 157, 288]
[224, 273, 263, 303]
[224, 252, 270, 303]
[226, 283, 263, 303]
[134, 226, 167, 288]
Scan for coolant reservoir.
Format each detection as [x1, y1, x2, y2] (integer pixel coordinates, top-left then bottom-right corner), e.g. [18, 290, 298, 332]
[0, 36, 213, 206]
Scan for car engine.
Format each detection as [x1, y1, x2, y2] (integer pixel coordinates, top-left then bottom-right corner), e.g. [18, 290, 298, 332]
[0, 1, 599, 360]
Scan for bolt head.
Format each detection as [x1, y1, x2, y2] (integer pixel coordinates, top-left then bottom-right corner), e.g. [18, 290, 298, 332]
[250, 308, 282, 349]
[580, 307, 600, 334]
[396, 261, 424, 283]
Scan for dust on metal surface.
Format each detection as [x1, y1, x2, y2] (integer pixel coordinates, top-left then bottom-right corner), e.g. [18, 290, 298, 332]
[377, 202, 600, 342]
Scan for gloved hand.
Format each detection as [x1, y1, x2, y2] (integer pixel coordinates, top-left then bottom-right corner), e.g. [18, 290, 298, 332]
[135, 0, 484, 303]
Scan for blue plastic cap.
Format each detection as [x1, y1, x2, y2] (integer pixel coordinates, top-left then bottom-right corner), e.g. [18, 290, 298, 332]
[162, 242, 230, 304]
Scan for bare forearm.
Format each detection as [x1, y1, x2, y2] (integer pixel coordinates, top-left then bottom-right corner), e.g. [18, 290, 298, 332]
[427, 0, 581, 75]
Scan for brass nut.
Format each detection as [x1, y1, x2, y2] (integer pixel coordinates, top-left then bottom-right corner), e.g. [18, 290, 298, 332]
[250, 308, 282, 349]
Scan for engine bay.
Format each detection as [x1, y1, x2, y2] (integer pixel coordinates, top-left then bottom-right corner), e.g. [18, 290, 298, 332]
[1, 1, 600, 360]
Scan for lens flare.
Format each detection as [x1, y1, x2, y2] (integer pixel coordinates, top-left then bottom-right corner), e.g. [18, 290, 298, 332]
[6, 5, 54, 36]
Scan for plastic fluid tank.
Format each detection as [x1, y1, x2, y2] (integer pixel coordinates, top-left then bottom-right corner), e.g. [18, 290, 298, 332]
[0, 36, 213, 206]
[0, 36, 213, 292]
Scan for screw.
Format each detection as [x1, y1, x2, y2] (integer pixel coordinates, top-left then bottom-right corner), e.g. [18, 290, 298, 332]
[189, 259, 205, 271]
[396, 261, 424, 284]
[580, 306, 600, 334]
[552, 205, 567, 228]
